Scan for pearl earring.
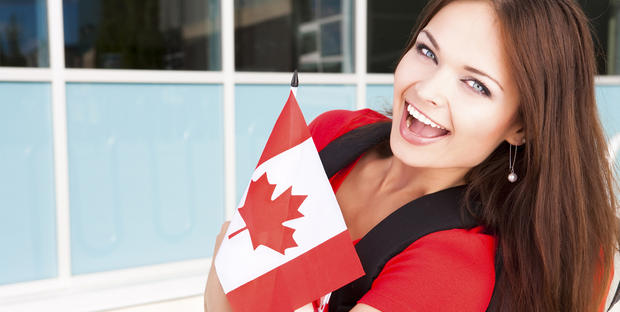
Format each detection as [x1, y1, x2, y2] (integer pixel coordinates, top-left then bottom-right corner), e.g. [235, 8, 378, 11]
[508, 144, 518, 183]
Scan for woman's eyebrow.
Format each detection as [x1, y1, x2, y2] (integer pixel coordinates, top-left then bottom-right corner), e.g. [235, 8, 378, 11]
[420, 30, 440, 52]
[464, 65, 505, 91]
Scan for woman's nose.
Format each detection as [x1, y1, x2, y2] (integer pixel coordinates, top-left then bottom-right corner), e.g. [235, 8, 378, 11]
[414, 67, 450, 107]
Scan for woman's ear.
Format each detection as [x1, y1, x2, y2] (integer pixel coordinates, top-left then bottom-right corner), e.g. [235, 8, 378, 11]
[505, 122, 525, 146]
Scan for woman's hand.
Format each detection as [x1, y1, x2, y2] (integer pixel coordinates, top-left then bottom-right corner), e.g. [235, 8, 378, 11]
[202, 222, 378, 312]
[204, 221, 233, 312]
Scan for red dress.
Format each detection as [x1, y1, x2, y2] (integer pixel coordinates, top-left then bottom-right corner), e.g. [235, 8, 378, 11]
[309, 109, 496, 312]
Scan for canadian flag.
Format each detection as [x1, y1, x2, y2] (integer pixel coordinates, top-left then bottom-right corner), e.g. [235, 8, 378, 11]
[215, 89, 364, 312]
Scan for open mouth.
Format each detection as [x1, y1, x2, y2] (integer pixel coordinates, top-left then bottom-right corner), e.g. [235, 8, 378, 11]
[404, 103, 450, 137]
[399, 101, 451, 145]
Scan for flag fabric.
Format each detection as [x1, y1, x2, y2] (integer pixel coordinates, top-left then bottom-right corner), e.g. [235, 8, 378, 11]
[215, 89, 364, 312]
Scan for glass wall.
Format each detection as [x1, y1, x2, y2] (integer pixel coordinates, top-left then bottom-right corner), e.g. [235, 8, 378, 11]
[0, 0, 49, 67]
[66, 83, 225, 274]
[366, 2, 423, 73]
[0, 82, 56, 285]
[366, 84, 392, 113]
[63, 0, 221, 70]
[235, 0, 354, 72]
[579, 0, 613, 75]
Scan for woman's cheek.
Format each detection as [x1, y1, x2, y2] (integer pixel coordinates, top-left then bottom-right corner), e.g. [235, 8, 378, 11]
[451, 116, 505, 162]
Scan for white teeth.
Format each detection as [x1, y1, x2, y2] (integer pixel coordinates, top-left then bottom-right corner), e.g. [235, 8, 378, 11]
[407, 104, 446, 130]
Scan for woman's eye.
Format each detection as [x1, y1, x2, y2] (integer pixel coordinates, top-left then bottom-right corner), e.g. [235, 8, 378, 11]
[415, 44, 437, 63]
[465, 79, 491, 97]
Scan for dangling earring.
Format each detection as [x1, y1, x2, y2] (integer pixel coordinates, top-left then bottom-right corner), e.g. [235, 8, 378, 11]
[508, 144, 518, 183]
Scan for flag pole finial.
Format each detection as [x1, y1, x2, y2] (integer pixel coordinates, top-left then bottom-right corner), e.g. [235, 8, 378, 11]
[291, 70, 299, 87]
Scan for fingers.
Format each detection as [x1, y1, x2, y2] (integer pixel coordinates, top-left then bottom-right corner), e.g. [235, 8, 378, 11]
[216, 221, 230, 245]
[213, 221, 231, 256]
[219, 221, 230, 235]
[206, 221, 234, 312]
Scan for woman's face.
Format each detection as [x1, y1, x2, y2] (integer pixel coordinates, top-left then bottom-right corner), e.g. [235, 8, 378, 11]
[390, 0, 523, 172]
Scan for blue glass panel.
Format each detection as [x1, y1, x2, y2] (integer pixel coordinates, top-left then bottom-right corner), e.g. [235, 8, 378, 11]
[235, 84, 356, 201]
[320, 21, 342, 57]
[366, 84, 393, 113]
[235, 0, 354, 73]
[595, 86, 620, 136]
[320, 0, 342, 18]
[0, 82, 56, 285]
[0, 0, 49, 67]
[595, 85, 620, 173]
[67, 83, 225, 274]
[63, 0, 220, 70]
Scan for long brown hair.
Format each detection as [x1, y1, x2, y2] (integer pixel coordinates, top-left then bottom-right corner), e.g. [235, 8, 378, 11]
[396, 0, 620, 310]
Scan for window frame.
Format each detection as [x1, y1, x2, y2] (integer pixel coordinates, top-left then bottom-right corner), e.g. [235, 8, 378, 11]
[0, 1, 389, 310]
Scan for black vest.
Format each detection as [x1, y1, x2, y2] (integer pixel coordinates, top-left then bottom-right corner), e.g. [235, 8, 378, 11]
[318, 122, 501, 312]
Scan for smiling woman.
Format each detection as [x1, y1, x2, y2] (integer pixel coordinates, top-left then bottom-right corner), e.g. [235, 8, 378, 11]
[205, 0, 620, 311]
[390, 0, 522, 186]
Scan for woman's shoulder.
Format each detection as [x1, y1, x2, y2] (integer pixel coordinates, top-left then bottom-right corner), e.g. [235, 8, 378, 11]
[308, 108, 390, 152]
[358, 226, 496, 311]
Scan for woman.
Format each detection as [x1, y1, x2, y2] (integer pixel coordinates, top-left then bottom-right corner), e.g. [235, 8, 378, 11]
[206, 0, 619, 311]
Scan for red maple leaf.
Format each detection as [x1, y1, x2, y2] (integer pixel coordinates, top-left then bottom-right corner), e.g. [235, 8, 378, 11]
[228, 172, 307, 254]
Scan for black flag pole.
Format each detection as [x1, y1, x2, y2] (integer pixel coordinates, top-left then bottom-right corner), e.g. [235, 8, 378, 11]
[290, 70, 299, 97]
[291, 70, 299, 87]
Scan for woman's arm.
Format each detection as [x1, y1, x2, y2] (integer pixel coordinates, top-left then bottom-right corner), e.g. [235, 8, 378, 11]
[355, 227, 495, 312]
[204, 222, 233, 312]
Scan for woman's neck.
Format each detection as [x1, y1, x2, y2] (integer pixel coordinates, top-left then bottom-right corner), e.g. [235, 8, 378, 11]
[375, 154, 469, 199]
